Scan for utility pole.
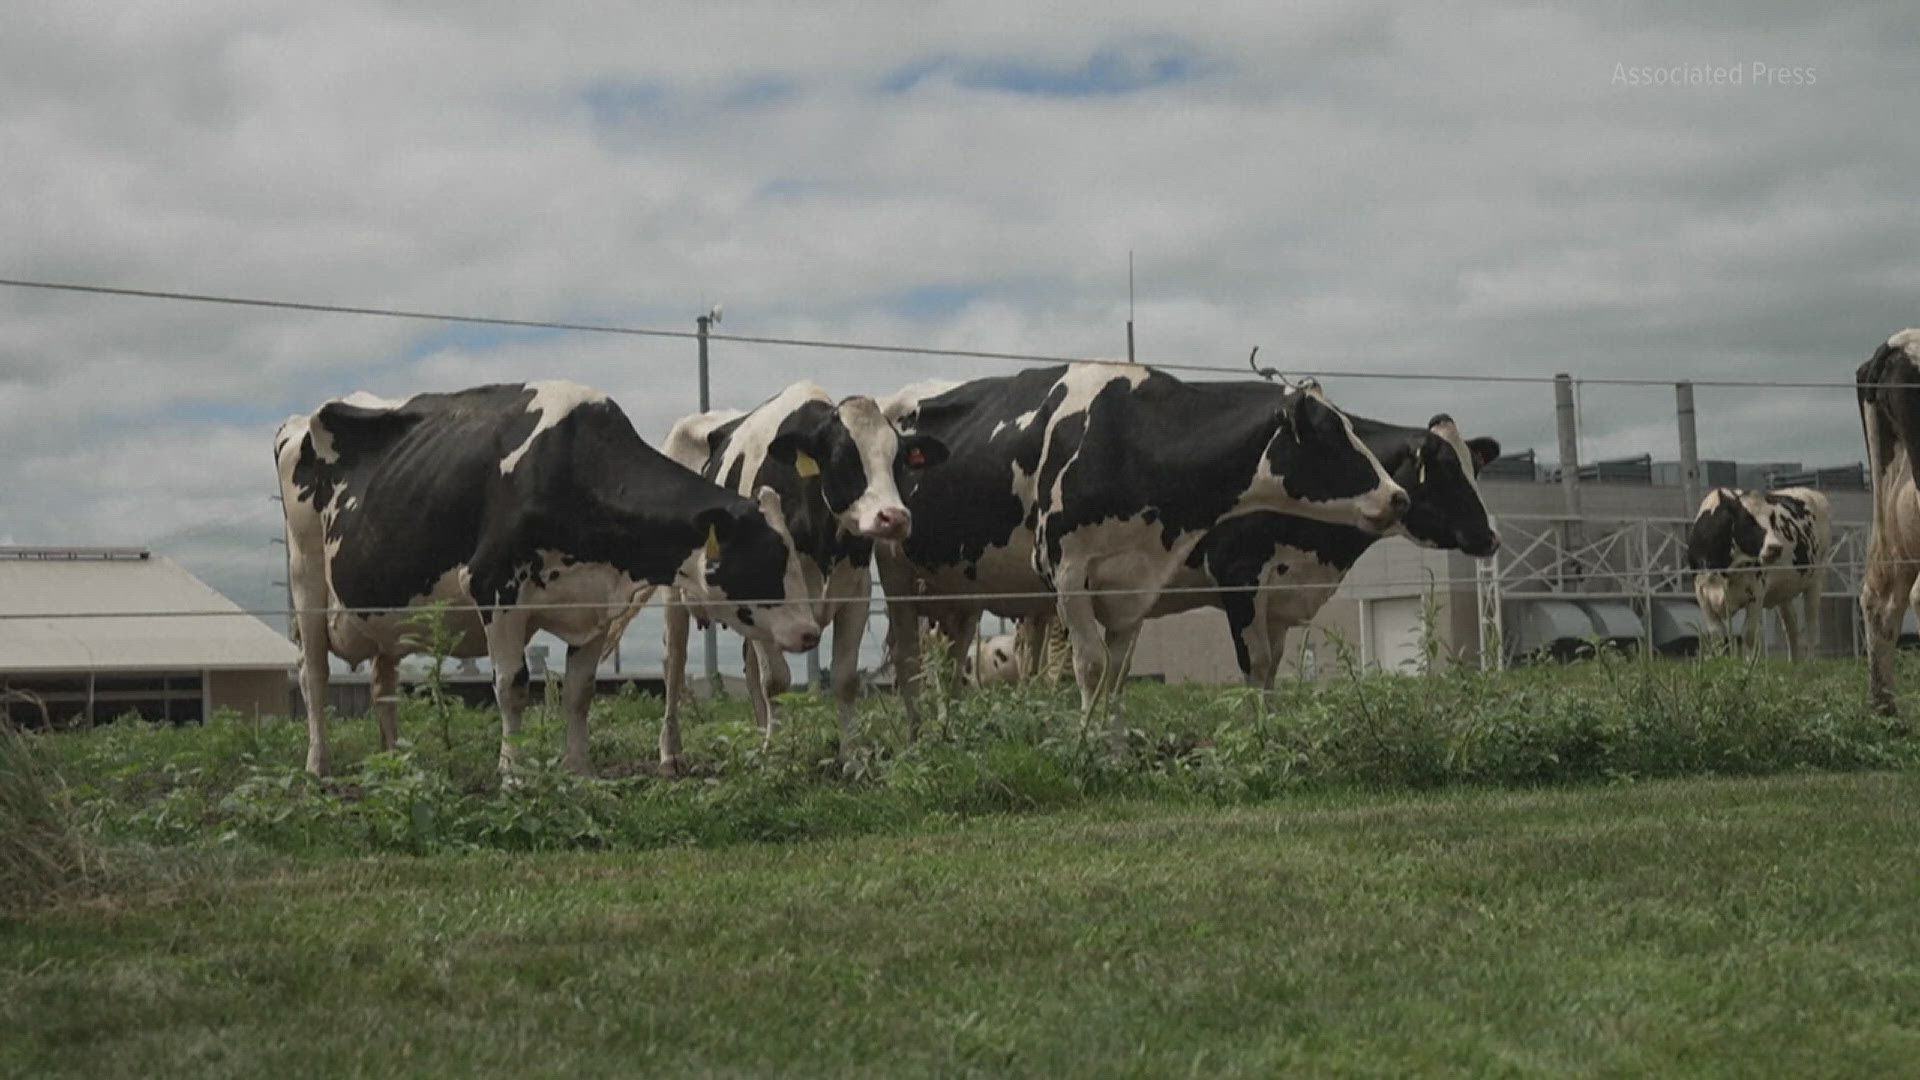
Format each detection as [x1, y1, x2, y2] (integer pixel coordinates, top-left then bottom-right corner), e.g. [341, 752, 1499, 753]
[1675, 381, 1700, 513]
[697, 308, 722, 697]
[1126, 250, 1135, 364]
[1553, 373, 1581, 518]
[1553, 373, 1582, 591]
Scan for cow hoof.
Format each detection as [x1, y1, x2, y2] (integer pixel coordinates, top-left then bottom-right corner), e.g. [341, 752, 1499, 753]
[658, 755, 684, 779]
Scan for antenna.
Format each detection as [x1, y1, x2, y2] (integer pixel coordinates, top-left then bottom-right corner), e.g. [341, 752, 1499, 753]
[1126, 251, 1135, 364]
[1249, 346, 1281, 382]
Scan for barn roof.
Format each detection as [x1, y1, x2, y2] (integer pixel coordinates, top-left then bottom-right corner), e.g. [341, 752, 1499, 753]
[0, 548, 298, 673]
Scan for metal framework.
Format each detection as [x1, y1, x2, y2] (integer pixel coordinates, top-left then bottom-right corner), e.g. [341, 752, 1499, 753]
[1475, 514, 1868, 668]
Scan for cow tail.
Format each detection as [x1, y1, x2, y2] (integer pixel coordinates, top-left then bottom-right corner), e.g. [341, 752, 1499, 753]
[1860, 344, 1894, 535]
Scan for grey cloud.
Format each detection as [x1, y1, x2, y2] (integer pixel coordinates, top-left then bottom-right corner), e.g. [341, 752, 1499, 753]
[1, 2, 1916, 660]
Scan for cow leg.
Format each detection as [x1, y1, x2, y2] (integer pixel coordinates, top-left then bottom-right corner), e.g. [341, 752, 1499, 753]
[659, 589, 690, 775]
[828, 598, 868, 761]
[885, 605, 924, 734]
[295, 609, 333, 776]
[1740, 599, 1764, 657]
[1014, 614, 1049, 683]
[876, 554, 925, 733]
[1698, 599, 1727, 657]
[559, 636, 605, 775]
[1055, 589, 1108, 715]
[1260, 625, 1293, 690]
[1221, 590, 1263, 688]
[743, 639, 777, 742]
[1779, 599, 1804, 663]
[370, 652, 401, 751]
[1099, 619, 1146, 737]
[940, 609, 981, 674]
[485, 611, 533, 773]
[1862, 544, 1917, 714]
[1803, 571, 1826, 661]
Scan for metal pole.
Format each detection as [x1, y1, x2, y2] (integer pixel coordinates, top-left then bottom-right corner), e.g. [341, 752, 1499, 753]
[1675, 380, 1700, 512]
[1126, 250, 1135, 364]
[697, 312, 721, 697]
[1554, 373, 1581, 518]
[1553, 373, 1582, 590]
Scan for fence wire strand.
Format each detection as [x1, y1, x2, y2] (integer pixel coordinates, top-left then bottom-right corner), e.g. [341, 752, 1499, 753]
[1, 275, 1907, 388]
[0, 551, 1904, 625]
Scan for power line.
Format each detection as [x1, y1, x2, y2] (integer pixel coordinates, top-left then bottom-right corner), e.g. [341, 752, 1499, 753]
[0, 275, 1900, 389]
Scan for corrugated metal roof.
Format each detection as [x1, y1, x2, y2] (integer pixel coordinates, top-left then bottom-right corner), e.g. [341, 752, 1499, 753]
[0, 553, 298, 672]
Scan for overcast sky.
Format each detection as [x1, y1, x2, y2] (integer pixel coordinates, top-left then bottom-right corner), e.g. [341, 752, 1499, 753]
[3, 2, 1917, 672]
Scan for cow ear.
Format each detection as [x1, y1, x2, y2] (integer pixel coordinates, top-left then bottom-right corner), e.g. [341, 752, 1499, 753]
[753, 485, 786, 523]
[692, 506, 735, 558]
[1287, 392, 1317, 436]
[1290, 392, 1344, 443]
[765, 431, 818, 476]
[900, 434, 949, 470]
[1466, 437, 1502, 474]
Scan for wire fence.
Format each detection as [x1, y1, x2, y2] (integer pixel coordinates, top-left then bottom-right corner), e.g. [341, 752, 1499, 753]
[0, 552, 1902, 624]
[0, 276, 1905, 388]
[1, 274, 1908, 673]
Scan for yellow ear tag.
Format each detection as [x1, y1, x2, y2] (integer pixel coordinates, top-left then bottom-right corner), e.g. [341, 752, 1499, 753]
[704, 526, 720, 561]
[794, 451, 820, 479]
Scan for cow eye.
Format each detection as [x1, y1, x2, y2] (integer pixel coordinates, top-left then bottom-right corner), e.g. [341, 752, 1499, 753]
[704, 561, 721, 587]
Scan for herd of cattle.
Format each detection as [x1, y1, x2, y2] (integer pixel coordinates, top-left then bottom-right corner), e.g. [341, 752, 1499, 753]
[271, 329, 1920, 776]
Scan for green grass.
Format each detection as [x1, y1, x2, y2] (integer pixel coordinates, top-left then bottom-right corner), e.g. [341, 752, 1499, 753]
[23, 652, 1920, 860]
[4, 774, 1918, 1077]
[6, 652, 1920, 1072]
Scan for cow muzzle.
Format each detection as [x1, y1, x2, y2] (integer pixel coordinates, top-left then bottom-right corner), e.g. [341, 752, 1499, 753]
[861, 505, 913, 541]
[1462, 530, 1501, 558]
[1360, 486, 1411, 533]
[775, 622, 823, 653]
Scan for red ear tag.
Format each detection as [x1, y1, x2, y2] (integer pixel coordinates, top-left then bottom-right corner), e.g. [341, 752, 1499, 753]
[907, 448, 926, 468]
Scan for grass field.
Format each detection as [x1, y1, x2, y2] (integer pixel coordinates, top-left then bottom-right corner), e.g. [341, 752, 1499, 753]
[6, 653, 1920, 1075]
[5, 774, 1918, 1077]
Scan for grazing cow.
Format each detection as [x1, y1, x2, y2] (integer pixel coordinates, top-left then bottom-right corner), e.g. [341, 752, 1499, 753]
[274, 381, 821, 777]
[879, 363, 1407, 728]
[1684, 487, 1830, 660]
[1858, 329, 1920, 713]
[658, 383, 947, 769]
[963, 632, 1023, 686]
[1153, 412, 1502, 684]
[940, 412, 1501, 686]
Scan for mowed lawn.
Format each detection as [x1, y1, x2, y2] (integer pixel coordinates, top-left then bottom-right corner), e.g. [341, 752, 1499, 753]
[6, 773, 1919, 1077]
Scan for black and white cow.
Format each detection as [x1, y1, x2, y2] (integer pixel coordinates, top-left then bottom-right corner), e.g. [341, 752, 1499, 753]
[1684, 487, 1830, 660]
[1859, 329, 1920, 713]
[274, 381, 821, 777]
[1152, 412, 1502, 685]
[879, 363, 1407, 726]
[963, 632, 1023, 686]
[658, 383, 946, 770]
[934, 411, 1501, 687]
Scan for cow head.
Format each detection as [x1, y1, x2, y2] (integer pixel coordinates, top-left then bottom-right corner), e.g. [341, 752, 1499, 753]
[1260, 384, 1409, 534]
[766, 397, 949, 542]
[1391, 415, 1502, 557]
[1686, 489, 1785, 618]
[684, 487, 823, 653]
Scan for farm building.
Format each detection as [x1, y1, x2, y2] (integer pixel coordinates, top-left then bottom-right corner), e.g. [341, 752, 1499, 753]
[1131, 459, 1879, 683]
[0, 547, 297, 726]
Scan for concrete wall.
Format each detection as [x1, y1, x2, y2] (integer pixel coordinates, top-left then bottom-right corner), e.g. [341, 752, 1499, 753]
[1478, 478, 1870, 525]
[208, 669, 292, 717]
[1129, 478, 1868, 685]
